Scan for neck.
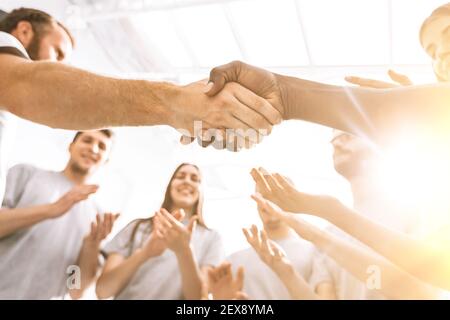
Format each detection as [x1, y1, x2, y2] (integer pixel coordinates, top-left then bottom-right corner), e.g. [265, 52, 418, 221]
[62, 164, 89, 184]
[264, 226, 291, 241]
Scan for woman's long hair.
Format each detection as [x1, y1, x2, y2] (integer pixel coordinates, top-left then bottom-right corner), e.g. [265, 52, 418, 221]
[127, 163, 206, 252]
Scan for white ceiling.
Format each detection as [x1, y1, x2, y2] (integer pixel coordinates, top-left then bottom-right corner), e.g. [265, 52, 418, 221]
[2, 0, 447, 82]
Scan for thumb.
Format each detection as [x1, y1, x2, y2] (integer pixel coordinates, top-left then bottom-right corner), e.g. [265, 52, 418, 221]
[205, 62, 238, 96]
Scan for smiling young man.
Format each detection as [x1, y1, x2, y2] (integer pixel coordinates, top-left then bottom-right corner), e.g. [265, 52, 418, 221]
[0, 130, 118, 299]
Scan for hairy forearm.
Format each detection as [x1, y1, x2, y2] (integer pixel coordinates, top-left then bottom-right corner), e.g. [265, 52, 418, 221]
[96, 250, 146, 299]
[69, 238, 100, 299]
[176, 245, 203, 300]
[310, 227, 438, 300]
[277, 75, 450, 143]
[4, 60, 179, 130]
[316, 200, 450, 290]
[0, 204, 53, 238]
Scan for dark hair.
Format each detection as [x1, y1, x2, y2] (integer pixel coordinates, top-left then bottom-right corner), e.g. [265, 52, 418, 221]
[72, 129, 114, 143]
[127, 163, 206, 252]
[0, 8, 75, 47]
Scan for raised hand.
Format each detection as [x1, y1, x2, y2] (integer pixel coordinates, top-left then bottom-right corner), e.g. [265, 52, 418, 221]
[243, 224, 293, 275]
[250, 194, 318, 243]
[250, 167, 337, 215]
[345, 69, 413, 89]
[207, 262, 247, 300]
[49, 184, 98, 218]
[250, 167, 307, 213]
[84, 212, 120, 246]
[155, 208, 197, 255]
[140, 208, 186, 259]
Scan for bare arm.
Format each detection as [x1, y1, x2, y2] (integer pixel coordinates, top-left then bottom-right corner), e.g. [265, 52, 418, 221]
[157, 210, 203, 299]
[95, 250, 148, 299]
[0, 184, 98, 238]
[243, 225, 322, 300]
[207, 61, 450, 144]
[69, 213, 118, 300]
[175, 245, 203, 300]
[276, 263, 321, 300]
[0, 204, 55, 238]
[314, 199, 450, 292]
[0, 56, 281, 149]
[252, 169, 450, 291]
[0, 55, 170, 129]
[96, 224, 168, 299]
[252, 193, 441, 298]
[277, 75, 450, 143]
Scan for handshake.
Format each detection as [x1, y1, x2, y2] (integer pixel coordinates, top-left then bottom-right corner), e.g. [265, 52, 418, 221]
[169, 61, 290, 152]
[172, 61, 416, 152]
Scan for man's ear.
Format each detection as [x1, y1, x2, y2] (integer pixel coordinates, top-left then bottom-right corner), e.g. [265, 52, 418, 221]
[13, 21, 35, 48]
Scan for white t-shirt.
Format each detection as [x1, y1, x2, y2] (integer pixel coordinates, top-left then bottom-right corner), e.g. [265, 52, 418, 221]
[103, 218, 226, 300]
[0, 31, 29, 203]
[227, 232, 316, 300]
[0, 164, 102, 299]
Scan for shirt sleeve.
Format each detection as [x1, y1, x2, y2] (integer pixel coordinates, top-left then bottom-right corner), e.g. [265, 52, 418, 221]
[199, 230, 226, 268]
[0, 31, 30, 59]
[102, 220, 142, 258]
[2, 164, 38, 209]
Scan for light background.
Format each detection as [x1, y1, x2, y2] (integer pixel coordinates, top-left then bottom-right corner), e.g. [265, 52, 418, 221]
[1, 0, 447, 256]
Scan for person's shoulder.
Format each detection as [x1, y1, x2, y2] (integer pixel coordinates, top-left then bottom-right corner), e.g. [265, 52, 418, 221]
[227, 247, 253, 262]
[0, 31, 29, 59]
[198, 225, 223, 241]
[8, 163, 43, 177]
[119, 217, 151, 236]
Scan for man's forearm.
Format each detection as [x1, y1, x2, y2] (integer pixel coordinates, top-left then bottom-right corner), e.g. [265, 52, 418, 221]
[277, 75, 450, 143]
[69, 238, 100, 300]
[4, 59, 178, 130]
[0, 204, 54, 238]
[96, 250, 147, 299]
[176, 245, 203, 300]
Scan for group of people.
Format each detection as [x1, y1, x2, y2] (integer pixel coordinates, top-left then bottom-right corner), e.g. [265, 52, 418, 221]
[1, 3, 450, 299]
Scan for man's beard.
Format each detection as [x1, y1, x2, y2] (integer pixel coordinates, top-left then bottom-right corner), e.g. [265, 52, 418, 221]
[70, 162, 90, 176]
[25, 31, 43, 60]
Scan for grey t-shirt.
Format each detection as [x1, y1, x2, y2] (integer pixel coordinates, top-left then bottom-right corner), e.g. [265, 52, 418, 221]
[103, 218, 225, 300]
[0, 31, 29, 203]
[0, 164, 101, 299]
[228, 233, 316, 300]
